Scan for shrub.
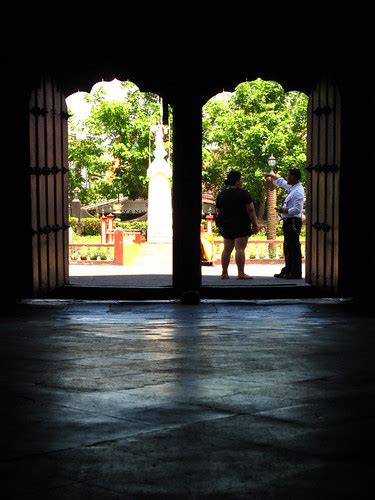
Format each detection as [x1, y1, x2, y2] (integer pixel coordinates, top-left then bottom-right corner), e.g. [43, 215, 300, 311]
[248, 248, 256, 259]
[68, 217, 149, 237]
[70, 251, 78, 261]
[276, 223, 284, 237]
[90, 249, 98, 260]
[69, 216, 77, 230]
[69, 217, 101, 236]
[80, 246, 88, 260]
[269, 246, 277, 259]
[115, 221, 148, 233]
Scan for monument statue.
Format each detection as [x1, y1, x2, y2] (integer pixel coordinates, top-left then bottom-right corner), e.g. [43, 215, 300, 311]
[151, 122, 167, 151]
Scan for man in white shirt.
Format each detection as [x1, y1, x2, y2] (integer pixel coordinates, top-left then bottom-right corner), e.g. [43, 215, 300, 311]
[264, 168, 305, 279]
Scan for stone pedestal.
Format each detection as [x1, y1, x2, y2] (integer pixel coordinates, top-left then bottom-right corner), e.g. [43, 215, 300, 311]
[71, 199, 81, 220]
[147, 125, 172, 243]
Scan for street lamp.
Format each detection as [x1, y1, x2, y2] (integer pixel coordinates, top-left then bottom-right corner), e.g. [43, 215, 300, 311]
[268, 154, 276, 172]
[72, 187, 81, 201]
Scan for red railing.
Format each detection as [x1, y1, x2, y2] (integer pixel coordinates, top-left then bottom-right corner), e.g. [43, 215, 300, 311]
[69, 227, 124, 265]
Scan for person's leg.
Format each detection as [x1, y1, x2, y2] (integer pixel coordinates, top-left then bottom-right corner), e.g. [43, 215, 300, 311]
[275, 224, 287, 277]
[283, 221, 292, 276]
[234, 236, 251, 278]
[288, 219, 302, 277]
[221, 238, 235, 278]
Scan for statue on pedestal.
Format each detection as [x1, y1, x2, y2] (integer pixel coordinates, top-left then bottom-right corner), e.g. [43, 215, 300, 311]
[151, 122, 168, 152]
[147, 121, 172, 243]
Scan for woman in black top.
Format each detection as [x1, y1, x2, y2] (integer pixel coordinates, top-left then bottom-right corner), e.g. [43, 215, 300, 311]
[216, 171, 259, 279]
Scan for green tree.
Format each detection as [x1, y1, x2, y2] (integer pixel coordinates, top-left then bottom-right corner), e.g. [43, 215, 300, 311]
[68, 82, 166, 205]
[202, 79, 308, 217]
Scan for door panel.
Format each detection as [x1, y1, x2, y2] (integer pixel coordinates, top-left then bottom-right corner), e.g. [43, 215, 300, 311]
[306, 79, 341, 292]
[29, 78, 69, 295]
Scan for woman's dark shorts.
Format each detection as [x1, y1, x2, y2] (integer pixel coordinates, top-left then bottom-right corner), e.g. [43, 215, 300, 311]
[219, 224, 252, 241]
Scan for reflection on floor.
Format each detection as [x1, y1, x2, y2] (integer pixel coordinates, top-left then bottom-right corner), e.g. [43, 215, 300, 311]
[2, 299, 374, 497]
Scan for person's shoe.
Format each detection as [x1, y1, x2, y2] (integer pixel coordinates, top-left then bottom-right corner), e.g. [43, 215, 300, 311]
[274, 273, 286, 278]
[283, 274, 302, 279]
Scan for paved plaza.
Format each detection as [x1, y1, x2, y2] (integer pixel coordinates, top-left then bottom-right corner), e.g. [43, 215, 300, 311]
[69, 243, 306, 287]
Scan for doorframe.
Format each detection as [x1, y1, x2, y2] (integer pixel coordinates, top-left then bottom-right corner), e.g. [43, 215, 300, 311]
[29, 75, 344, 301]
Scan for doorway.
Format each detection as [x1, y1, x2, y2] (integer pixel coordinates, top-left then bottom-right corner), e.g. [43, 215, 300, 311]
[200, 78, 309, 290]
[65, 79, 173, 289]
[28, 76, 341, 299]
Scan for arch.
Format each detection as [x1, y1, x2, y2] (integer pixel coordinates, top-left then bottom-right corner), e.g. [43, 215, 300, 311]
[25, 62, 343, 298]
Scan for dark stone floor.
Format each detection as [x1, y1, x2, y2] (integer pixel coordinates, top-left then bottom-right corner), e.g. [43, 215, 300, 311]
[2, 299, 375, 498]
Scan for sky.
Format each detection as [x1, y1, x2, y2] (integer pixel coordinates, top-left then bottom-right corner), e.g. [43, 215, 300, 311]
[65, 78, 129, 120]
[66, 79, 230, 120]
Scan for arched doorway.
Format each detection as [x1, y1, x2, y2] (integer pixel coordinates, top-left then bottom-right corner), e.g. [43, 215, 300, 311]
[66, 79, 173, 289]
[28, 75, 342, 298]
[200, 78, 309, 287]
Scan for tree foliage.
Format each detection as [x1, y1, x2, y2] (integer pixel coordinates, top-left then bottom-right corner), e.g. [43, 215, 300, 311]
[69, 78, 307, 212]
[202, 79, 308, 208]
[68, 82, 165, 205]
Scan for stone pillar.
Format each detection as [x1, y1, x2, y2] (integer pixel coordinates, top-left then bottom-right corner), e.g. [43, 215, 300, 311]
[172, 96, 202, 294]
[147, 123, 172, 243]
[114, 228, 123, 265]
[107, 213, 114, 244]
[206, 213, 214, 234]
[71, 188, 81, 220]
[100, 214, 108, 244]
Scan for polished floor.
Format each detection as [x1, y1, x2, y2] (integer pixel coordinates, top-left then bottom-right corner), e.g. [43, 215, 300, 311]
[2, 299, 375, 498]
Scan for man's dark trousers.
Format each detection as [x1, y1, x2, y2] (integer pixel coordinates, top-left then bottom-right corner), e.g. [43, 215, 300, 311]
[281, 217, 302, 277]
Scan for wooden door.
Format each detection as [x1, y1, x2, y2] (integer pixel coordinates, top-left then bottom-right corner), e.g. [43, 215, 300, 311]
[29, 77, 69, 295]
[305, 79, 341, 292]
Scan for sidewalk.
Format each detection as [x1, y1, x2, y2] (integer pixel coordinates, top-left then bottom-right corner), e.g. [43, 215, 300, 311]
[69, 252, 306, 287]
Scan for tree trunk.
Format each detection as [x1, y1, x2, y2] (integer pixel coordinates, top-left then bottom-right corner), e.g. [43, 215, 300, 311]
[266, 180, 277, 257]
[258, 185, 266, 222]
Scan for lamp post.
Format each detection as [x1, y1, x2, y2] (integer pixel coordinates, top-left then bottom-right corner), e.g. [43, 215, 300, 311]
[268, 154, 276, 173]
[113, 202, 122, 222]
[266, 154, 277, 254]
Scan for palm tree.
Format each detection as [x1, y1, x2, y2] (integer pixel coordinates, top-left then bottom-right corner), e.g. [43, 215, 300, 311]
[266, 155, 277, 257]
